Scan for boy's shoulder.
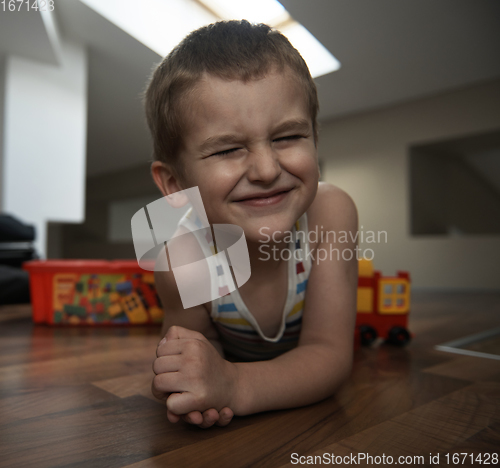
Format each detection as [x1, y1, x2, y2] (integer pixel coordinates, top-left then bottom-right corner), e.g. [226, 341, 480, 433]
[307, 182, 358, 235]
[153, 223, 207, 304]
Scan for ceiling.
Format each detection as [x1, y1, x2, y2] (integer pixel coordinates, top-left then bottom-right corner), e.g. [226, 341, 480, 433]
[0, 5, 58, 65]
[282, 0, 500, 118]
[2, 0, 500, 177]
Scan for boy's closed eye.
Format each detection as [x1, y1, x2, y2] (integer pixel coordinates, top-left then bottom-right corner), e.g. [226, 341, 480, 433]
[211, 147, 243, 157]
[210, 135, 306, 157]
[274, 134, 304, 142]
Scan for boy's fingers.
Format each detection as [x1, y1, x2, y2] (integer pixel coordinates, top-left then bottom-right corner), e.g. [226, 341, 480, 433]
[182, 411, 203, 425]
[198, 408, 219, 428]
[166, 391, 204, 415]
[156, 337, 202, 357]
[153, 355, 181, 375]
[166, 391, 193, 415]
[156, 339, 185, 358]
[215, 407, 234, 427]
[165, 325, 205, 342]
[154, 372, 184, 394]
[182, 409, 219, 428]
[151, 386, 167, 401]
[151, 378, 169, 401]
[166, 409, 181, 423]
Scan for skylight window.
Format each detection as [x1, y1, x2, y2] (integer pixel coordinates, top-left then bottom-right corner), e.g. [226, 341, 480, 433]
[280, 21, 340, 79]
[202, 0, 288, 25]
[80, 0, 340, 78]
[80, 0, 214, 57]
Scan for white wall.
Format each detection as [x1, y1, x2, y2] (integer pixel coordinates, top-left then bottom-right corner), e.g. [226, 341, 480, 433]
[2, 38, 87, 258]
[319, 79, 500, 290]
[0, 55, 5, 212]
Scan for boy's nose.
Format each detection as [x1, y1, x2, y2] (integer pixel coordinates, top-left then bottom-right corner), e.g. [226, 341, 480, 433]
[246, 145, 282, 183]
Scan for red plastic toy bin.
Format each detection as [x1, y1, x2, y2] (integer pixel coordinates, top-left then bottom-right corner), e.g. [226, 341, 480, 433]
[23, 260, 163, 326]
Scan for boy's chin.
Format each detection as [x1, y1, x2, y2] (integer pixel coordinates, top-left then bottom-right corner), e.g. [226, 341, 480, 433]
[242, 219, 298, 245]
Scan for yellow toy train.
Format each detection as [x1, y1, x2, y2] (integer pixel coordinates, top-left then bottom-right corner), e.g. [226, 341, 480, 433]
[356, 258, 411, 346]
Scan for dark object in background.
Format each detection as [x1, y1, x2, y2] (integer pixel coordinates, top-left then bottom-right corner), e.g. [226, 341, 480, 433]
[0, 214, 37, 305]
[0, 214, 36, 242]
[0, 214, 38, 268]
[0, 265, 30, 304]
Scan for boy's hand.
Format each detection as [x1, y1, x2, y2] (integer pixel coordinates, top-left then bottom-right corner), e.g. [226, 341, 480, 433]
[151, 379, 233, 428]
[153, 326, 239, 425]
[166, 407, 234, 428]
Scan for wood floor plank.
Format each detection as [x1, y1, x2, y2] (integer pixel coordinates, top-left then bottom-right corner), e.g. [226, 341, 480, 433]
[0, 345, 157, 391]
[0, 304, 32, 323]
[92, 371, 159, 402]
[255, 373, 471, 467]
[424, 355, 500, 382]
[279, 382, 500, 467]
[447, 421, 500, 463]
[121, 363, 470, 468]
[122, 408, 335, 468]
[0, 325, 162, 369]
[0, 395, 242, 468]
[0, 335, 157, 368]
[0, 385, 117, 423]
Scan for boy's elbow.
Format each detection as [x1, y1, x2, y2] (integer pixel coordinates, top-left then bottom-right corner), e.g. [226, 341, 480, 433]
[338, 355, 353, 386]
[322, 346, 353, 395]
[302, 342, 352, 398]
[322, 363, 351, 399]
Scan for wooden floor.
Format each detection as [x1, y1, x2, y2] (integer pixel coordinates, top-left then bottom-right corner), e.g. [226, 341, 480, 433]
[0, 291, 499, 467]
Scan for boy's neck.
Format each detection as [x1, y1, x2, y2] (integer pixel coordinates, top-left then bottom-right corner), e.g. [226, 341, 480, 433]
[245, 237, 290, 275]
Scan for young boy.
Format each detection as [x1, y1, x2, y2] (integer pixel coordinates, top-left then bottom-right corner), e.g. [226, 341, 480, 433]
[143, 20, 358, 428]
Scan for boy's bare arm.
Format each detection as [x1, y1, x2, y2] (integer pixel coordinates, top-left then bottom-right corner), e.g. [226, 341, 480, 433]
[154, 264, 235, 427]
[229, 184, 358, 415]
[155, 266, 223, 357]
[156, 184, 358, 417]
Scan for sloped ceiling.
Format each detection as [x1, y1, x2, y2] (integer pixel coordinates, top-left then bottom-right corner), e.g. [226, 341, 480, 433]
[281, 0, 500, 119]
[3, 0, 500, 176]
[0, 6, 59, 64]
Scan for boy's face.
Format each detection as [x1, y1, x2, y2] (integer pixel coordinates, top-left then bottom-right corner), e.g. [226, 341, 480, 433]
[176, 69, 320, 244]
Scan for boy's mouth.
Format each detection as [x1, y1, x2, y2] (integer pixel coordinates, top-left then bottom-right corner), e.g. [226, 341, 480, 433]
[233, 188, 292, 206]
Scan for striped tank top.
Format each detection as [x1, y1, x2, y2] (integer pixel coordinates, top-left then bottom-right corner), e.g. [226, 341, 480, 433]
[177, 208, 312, 361]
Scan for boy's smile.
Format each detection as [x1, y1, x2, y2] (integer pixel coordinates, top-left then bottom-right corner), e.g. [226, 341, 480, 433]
[176, 69, 320, 245]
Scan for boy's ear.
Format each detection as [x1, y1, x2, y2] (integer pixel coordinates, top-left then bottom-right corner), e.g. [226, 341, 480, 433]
[151, 161, 190, 208]
[151, 161, 183, 197]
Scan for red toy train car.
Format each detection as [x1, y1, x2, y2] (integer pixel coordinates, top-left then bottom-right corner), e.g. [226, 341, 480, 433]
[356, 259, 411, 346]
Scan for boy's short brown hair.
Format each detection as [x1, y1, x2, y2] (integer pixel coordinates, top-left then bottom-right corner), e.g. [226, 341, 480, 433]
[142, 19, 319, 180]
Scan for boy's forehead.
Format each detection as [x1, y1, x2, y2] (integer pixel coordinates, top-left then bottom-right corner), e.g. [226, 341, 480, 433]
[183, 70, 308, 123]
[194, 68, 298, 93]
